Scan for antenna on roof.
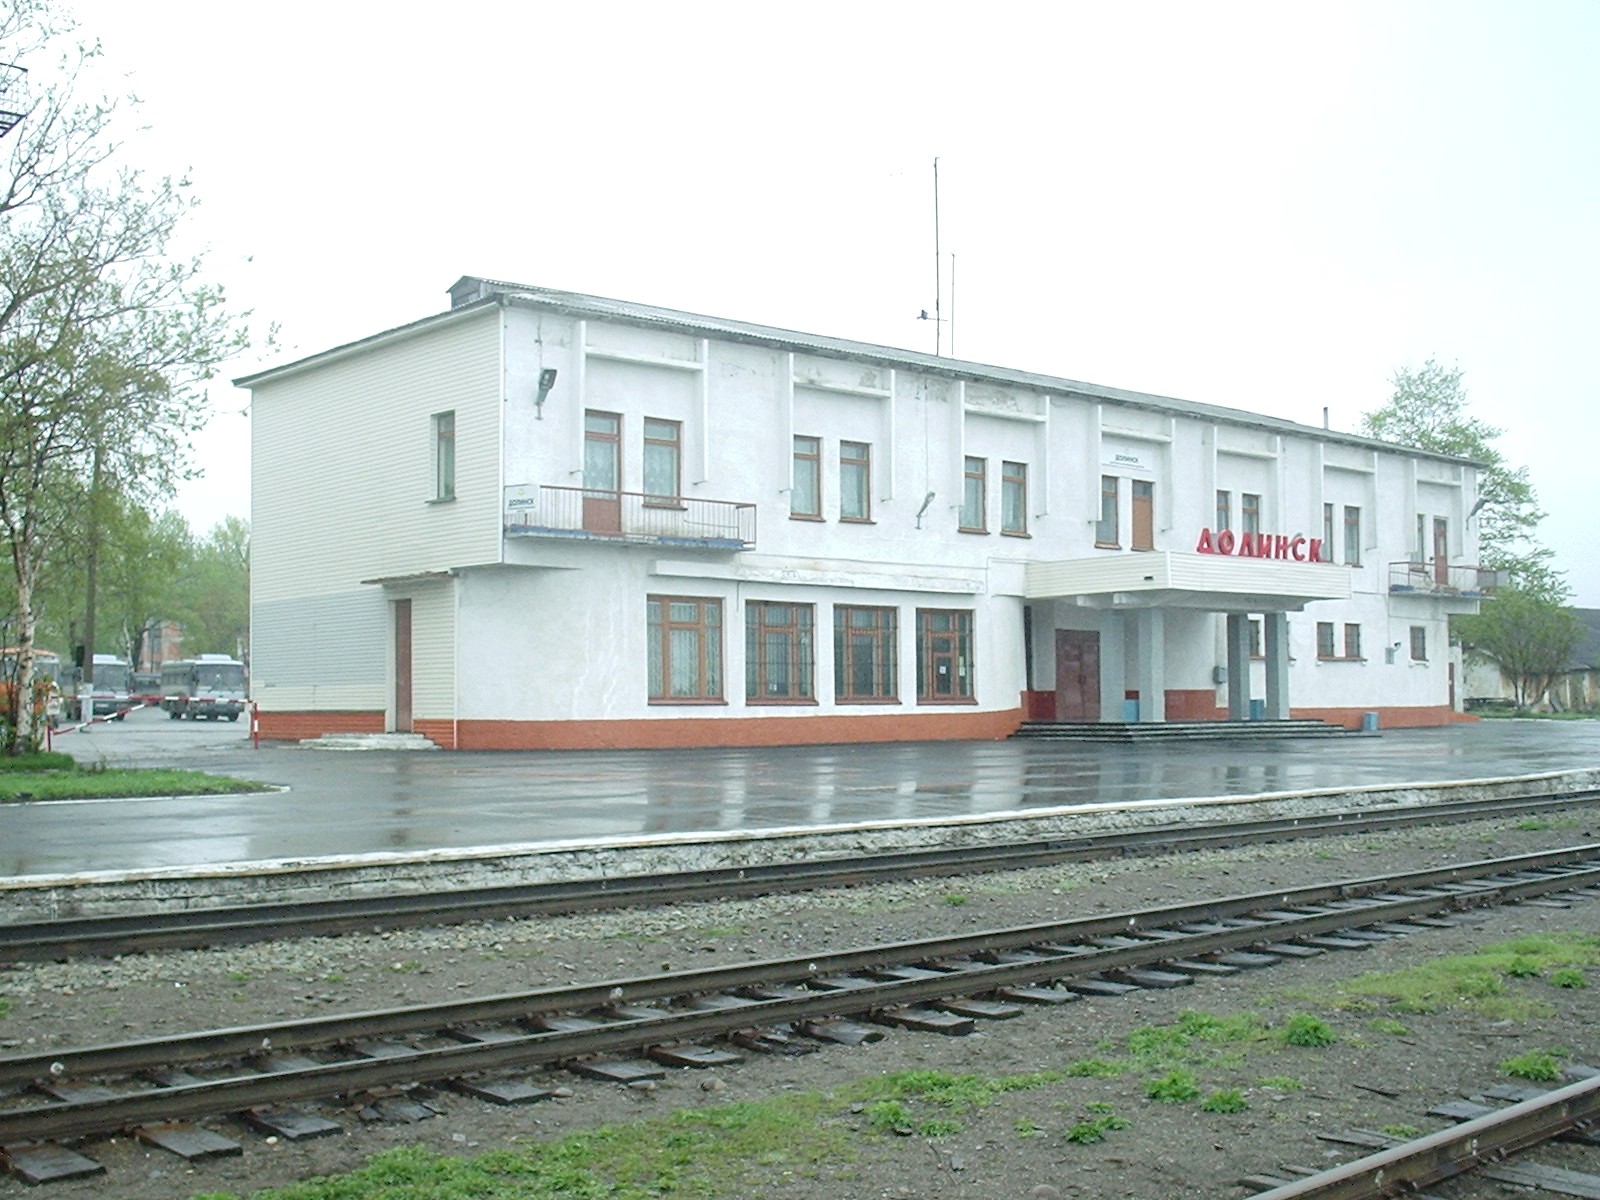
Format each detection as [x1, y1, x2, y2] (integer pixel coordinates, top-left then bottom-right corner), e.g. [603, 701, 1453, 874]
[916, 157, 950, 355]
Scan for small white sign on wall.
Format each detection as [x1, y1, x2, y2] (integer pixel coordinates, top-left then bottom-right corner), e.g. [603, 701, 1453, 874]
[1101, 447, 1154, 473]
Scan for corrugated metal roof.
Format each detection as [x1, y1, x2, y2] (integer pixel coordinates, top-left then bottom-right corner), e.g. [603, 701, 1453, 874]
[240, 275, 1482, 468]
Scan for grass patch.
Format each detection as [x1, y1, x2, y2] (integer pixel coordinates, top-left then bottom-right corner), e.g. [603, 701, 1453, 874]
[1121, 1009, 1270, 1069]
[1316, 933, 1600, 1019]
[1065, 1058, 1128, 1078]
[1368, 1018, 1410, 1036]
[1200, 1088, 1249, 1114]
[855, 1069, 1063, 1112]
[1550, 968, 1587, 989]
[1063, 1107, 1130, 1145]
[1146, 1069, 1201, 1103]
[1257, 1075, 1304, 1090]
[0, 996, 9, 1020]
[942, 893, 968, 906]
[1279, 1014, 1336, 1048]
[1503, 1051, 1562, 1081]
[0, 759, 266, 802]
[1381, 1124, 1422, 1139]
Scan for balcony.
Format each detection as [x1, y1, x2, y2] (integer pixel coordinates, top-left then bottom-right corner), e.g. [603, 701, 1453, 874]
[1387, 561, 1501, 598]
[504, 485, 756, 550]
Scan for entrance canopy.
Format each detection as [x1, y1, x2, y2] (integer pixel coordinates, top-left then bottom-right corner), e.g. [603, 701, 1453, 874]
[1025, 551, 1350, 612]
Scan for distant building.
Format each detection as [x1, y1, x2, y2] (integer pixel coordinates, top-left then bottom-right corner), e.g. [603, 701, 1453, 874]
[238, 278, 1489, 749]
[1465, 608, 1600, 711]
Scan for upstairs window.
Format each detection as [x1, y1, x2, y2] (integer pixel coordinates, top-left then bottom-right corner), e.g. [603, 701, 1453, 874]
[643, 418, 681, 502]
[1344, 505, 1362, 566]
[791, 436, 821, 518]
[584, 410, 621, 492]
[1242, 493, 1261, 537]
[840, 441, 871, 522]
[1215, 490, 1231, 532]
[1096, 476, 1119, 546]
[432, 411, 455, 501]
[1323, 503, 1335, 562]
[1131, 479, 1154, 551]
[1001, 462, 1028, 535]
[960, 456, 987, 532]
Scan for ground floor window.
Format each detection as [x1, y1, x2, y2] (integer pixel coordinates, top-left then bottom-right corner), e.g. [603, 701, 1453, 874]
[917, 608, 974, 702]
[834, 605, 898, 702]
[1409, 625, 1427, 662]
[746, 602, 814, 702]
[647, 596, 723, 701]
[1343, 623, 1362, 660]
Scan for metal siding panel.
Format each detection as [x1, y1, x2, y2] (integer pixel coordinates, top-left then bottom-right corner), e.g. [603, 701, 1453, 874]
[252, 592, 388, 710]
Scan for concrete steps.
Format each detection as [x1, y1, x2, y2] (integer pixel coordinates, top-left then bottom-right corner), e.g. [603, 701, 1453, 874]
[298, 733, 440, 751]
[1012, 719, 1359, 743]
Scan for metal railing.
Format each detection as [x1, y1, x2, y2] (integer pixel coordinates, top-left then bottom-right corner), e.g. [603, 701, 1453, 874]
[505, 485, 756, 550]
[1387, 561, 1500, 597]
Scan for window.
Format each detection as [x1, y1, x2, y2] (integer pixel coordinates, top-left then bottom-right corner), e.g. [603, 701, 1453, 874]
[643, 418, 681, 501]
[1001, 462, 1028, 535]
[647, 596, 723, 702]
[791, 436, 821, 519]
[1096, 476, 1119, 546]
[746, 602, 814, 702]
[917, 609, 974, 702]
[1343, 505, 1362, 566]
[1323, 503, 1335, 562]
[1250, 618, 1263, 658]
[432, 411, 455, 501]
[1316, 621, 1335, 659]
[1215, 490, 1231, 532]
[1343, 624, 1361, 660]
[584, 410, 621, 491]
[1416, 513, 1427, 561]
[960, 457, 987, 531]
[1409, 625, 1427, 662]
[1242, 493, 1261, 537]
[834, 605, 897, 702]
[840, 441, 871, 522]
[1131, 479, 1154, 551]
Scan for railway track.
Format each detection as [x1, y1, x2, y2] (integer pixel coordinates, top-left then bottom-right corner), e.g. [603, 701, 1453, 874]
[4, 786, 1597, 963]
[3, 843, 1599, 1184]
[1245, 1068, 1600, 1198]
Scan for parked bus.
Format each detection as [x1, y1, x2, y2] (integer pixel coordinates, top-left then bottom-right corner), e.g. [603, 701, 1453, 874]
[0, 647, 63, 730]
[161, 654, 247, 720]
[67, 653, 132, 720]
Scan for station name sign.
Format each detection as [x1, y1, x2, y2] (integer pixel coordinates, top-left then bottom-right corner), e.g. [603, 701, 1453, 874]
[1195, 528, 1323, 562]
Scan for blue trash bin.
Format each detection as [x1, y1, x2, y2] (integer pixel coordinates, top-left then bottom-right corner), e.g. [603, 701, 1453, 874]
[1122, 698, 1140, 722]
[1361, 711, 1379, 732]
[1249, 699, 1265, 721]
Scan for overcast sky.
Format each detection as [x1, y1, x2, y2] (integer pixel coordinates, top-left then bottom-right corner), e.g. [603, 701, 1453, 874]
[61, 0, 1600, 604]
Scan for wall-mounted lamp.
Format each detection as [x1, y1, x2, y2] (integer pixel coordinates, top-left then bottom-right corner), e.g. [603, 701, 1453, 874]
[915, 491, 936, 529]
[1385, 641, 1402, 664]
[534, 368, 558, 419]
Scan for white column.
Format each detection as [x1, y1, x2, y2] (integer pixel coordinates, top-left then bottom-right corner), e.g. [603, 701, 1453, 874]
[1133, 609, 1166, 723]
[1225, 613, 1252, 721]
[1264, 611, 1291, 720]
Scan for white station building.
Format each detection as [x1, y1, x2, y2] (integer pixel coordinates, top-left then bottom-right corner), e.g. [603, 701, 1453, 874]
[240, 278, 1490, 750]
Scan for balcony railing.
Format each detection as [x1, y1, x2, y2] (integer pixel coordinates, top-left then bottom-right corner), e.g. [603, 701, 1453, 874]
[505, 485, 756, 550]
[1388, 561, 1501, 598]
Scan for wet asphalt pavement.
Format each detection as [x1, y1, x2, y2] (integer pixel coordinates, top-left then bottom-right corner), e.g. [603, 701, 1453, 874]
[4, 706, 1598, 879]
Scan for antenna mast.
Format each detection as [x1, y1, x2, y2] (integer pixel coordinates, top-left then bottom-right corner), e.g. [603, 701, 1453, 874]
[933, 157, 942, 356]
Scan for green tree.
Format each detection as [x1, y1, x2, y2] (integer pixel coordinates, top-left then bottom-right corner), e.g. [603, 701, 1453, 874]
[0, 3, 251, 752]
[172, 516, 249, 660]
[99, 505, 189, 668]
[1360, 358, 1561, 600]
[1455, 586, 1586, 709]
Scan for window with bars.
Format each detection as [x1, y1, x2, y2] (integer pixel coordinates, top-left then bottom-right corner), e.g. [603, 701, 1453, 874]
[647, 596, 723, 702]
[745, 602, 814, 702]
[1343, 623, 1362, 660]
[834, 605, 897, 702]
[1410, 625, 1427, 661]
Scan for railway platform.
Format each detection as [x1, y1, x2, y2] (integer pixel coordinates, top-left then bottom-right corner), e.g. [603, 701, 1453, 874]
[1, 713, 1597, 906]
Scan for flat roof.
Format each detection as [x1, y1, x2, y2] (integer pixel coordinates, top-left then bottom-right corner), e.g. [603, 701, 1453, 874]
[236, 276, 1482, 469]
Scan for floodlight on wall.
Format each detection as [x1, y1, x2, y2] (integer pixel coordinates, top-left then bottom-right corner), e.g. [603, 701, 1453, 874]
[534, 368, 558, 419]
[915, 491, 936, 529]
[1467, 495, 1490, 521]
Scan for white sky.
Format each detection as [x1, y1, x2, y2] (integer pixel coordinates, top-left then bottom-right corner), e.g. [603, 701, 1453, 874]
[61, 0, 1600, 604]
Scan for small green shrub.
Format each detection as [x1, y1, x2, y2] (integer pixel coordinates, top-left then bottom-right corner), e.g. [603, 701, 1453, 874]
[1280, 1014, 1337, 1047]
[1368, 1018, 1410, 1036]
[865, 1100, 911, 1131]
[1504, 956, 1542, 978]
[1200, 1089, 1249, 1113]
[1064, 1111, 1130, 1144]
[1549, 968, 1587, 989]
[1502, 1051, 1561, 1081]
[1065, 1058, 1126, 1078]
[1145, 1069, 1200, 1103]
[942, 893, 968, 906]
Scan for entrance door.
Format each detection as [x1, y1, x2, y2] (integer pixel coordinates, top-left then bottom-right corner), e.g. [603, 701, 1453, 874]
[1054, 629, 1101, 721]
[1131, 480, 1154, 551]
[394, 599, 413, 734]
[583, 410, 622, 534]
[1433, 517, 1449, 586]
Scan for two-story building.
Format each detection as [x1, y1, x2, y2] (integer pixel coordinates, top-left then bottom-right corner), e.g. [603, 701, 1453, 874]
[239, 277, 1489, 749]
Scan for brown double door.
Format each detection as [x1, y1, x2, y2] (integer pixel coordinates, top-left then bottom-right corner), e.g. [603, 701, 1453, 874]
[1054, 629, 1101, 722]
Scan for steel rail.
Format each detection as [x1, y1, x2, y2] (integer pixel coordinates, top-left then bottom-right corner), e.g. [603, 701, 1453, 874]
[1, 848, 1597, 1145]
[4, 788, 1596, 963]
[1251, 1073, 1600, 1199]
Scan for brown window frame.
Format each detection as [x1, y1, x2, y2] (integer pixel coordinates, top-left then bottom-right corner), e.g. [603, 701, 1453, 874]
[647, 595, 724, 704]
[1242, 492, 1261, 537]
[916, 608, 975, 704]
[1095, 475, 1119, 547]
[1001, 461, 1028, 536]
[1131, 479, 1155, 551]
[790, 435, 822, 520]
[1343, 623, 1362, 660]
[839, 441, 872, 523]
[642, 417, 682, 505]
[745, 601, 815, 703]
[1344, 505, 1362, 566]
[1215, 489, 1230, 532]
[1316, 621, 1335, 660]
[584, 410, 621, 492]
[1409, 625, 1427, 662]
[834, 605, 898, 703]
[960, 456, 987, 532]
